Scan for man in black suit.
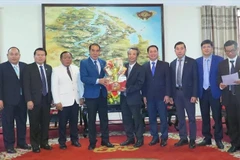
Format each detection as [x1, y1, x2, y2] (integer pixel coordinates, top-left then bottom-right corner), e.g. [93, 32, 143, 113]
[0, 47, 31, 153]
[142, 45, 171, 147]
[23, 48, 52, 153]
[170, 41, 198, 149]
[218, 40, 240, 153]
[80, 43, 114, 150]
[120, 47, 145, 148]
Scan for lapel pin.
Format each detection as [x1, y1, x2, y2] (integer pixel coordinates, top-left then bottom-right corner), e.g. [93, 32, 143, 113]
[185, 61, 188, 63]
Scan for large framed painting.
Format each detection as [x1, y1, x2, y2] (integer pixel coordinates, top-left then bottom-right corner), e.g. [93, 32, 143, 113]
[42, 4, 164, 108]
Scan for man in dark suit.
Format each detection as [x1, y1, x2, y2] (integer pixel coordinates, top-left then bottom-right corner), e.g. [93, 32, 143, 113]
[218, 40, 240, 153]
[23, 48, 52, 153]
[0, 47, 31, 153]
[142, 45, 171, 147]
[170, 41, 198, 149]
[80, 43, 114, 150]
[196, 40, 224, 149]
[120, 47, 145, 148]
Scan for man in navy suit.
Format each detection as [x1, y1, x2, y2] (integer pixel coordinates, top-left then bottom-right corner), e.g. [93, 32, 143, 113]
[142, 45, 171, 147]
[120, 47, 145, 148]
[170, 42, 198, 149]
[218, 40, 240, 153]
[0, 47, 31, 153]
[196, 40, 224, 149]
[80, 43, 114, 150]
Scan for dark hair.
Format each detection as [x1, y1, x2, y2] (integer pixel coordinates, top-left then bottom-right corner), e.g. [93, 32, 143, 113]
[89, 43, 101, 51]
[224, 40, 238, 49]
[60, 51, 73, 59]
[174, 41, 186, 49]
[127, 47, 140, 56]
[201, 39, 213, 47]
[34, 48, 47, 56]
[147, 45, 158, 53]
[8, 46, 20, 53]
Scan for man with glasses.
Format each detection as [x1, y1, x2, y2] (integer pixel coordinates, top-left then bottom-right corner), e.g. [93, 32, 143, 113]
[218, 40, 240, 153]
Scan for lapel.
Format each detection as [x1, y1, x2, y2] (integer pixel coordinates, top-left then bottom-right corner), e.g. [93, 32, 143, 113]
[147, 61, 152, 77]
[199, 57, 204, 81]
[234, 56, 240, 73]
[182, 56, 189, 79]
[127, 63, 137, 81]
[98, 58, 105, 75]
[34, 63, 43, 81]
[172, 59, 177, 83]
[7, 61, 19, 79]
[88, 57, 99, 75]
[222, 59, 229, 75]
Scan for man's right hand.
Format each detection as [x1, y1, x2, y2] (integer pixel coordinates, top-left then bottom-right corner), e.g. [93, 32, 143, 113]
[99, 78, 108, 85]
[219, 83, 227, 90]
[143, 97, 147, 107]
[56, 103, 63, 111]
[0, 100, 4, 110]
[27, 101, 34, 110]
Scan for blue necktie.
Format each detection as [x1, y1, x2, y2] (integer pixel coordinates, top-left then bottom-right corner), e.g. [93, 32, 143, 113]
[203, 59, 210, 90]
[94, 60, 99, 74]
[151, 62, 155, 76]
[40, 66, 47, 96]
[230, 60, 235, 94]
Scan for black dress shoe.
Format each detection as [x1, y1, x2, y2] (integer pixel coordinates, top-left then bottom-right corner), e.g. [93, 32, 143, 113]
[227, 146, 237, 153]
[174, 139, 188, 147]
[133, 140, 143, 148]
[88, 145, 96, 150]
[32, 147, 40, 153]
[40, 144, 52, 150]
[120, 139, 135, 146]
[197, 139, 211, 146]
[160, 139, 167, 147]
[71, 141, 81, 147]
[59, 144, 67, 150]
[189, 140, 196, 149]
[216, 141, 224, 149]
[6, 148, 17, 154]
[148, 138, 159, 146]
[17, 144, 31, 150]
[101, 141, 114, 148]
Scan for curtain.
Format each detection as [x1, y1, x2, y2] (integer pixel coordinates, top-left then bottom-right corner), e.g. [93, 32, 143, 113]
[201, 6, 238, 57]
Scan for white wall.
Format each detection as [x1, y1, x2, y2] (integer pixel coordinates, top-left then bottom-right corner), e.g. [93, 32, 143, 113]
[0, 1, 215, 117]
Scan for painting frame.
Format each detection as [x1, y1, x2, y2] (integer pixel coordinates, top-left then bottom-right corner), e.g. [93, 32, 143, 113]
[42, 3, 165, 109]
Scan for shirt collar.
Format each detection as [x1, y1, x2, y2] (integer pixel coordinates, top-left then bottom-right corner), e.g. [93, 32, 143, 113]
[204, 54, 212, 61]
[90, 57, 98, 63]
[129, 62, 136, 68]
[228, 55, 237, 62]
[177, 55, 185, 61]
[150, 59, 157, 64]
[10, 63, 19, 67]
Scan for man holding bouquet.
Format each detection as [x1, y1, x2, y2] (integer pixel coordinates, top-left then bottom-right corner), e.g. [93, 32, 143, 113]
[80, 43, 114, 150]
[120, 47, 145, 148]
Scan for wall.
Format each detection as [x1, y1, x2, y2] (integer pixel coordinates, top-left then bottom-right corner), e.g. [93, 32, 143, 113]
[0, 1, 215, 118]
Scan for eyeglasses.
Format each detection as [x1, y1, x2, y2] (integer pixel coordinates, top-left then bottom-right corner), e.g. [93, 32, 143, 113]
[225, 49, 237, 53]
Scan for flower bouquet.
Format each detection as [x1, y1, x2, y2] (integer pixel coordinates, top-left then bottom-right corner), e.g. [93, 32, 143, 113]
[104, 58, 127, 105]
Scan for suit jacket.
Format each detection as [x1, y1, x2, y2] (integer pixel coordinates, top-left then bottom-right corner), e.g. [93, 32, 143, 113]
[142, 60, 171, 101]
[196, 55, 224, 99]
[80, 57, 107, 98]
[123, 62, 145, 106]
[23, 62, 52, 105]
[218, 56, 240, 106]
[0, 61, 26, 105]
[170, 56, 198, 99]
[51, 64, 84, 107]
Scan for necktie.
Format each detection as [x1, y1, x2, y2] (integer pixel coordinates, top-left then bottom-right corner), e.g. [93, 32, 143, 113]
[203, 59, 210, 90]
[40, 66, 47, 96]
[67, 66, 72, 80]
[128, 65, 132, 77]
[14, 65, 19, 79]
[94, 60, 99, 74]
[151, 62, 155, 76]
[177, 59, 182, 87]
[230, 60, 235, 94]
